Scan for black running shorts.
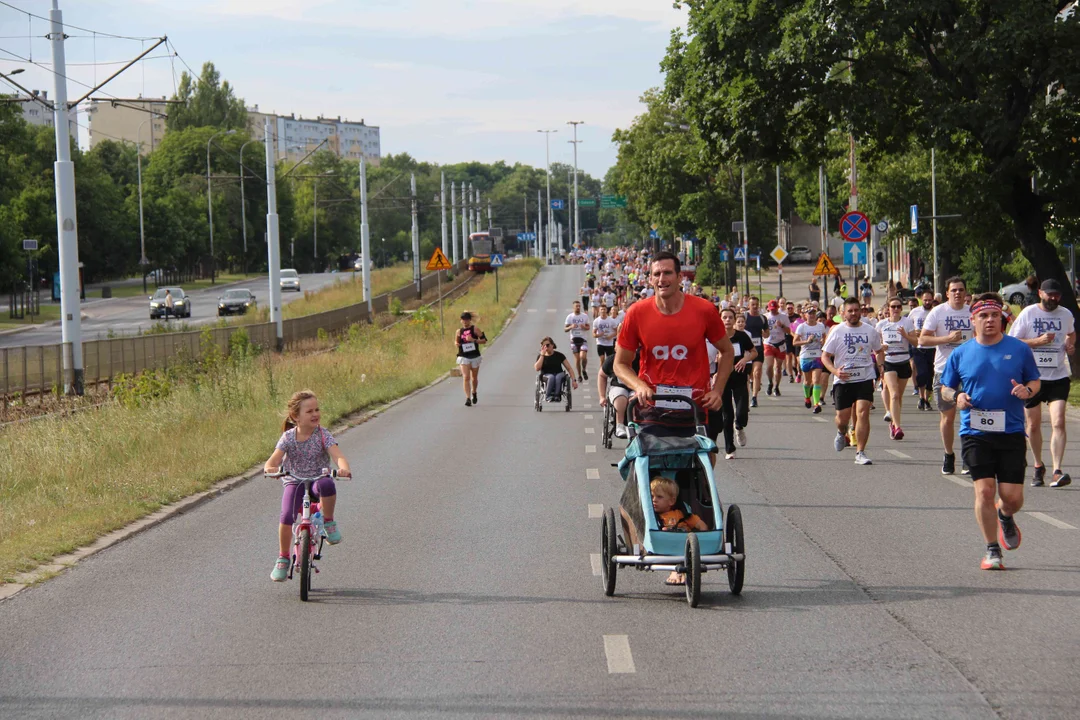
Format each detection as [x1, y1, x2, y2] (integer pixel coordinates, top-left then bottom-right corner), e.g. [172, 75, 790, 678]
[961, 432, 1026, 484]
[884, 360, 912, 379]
[835, 380, 875, 411]
[1025, 376, 1070, 408]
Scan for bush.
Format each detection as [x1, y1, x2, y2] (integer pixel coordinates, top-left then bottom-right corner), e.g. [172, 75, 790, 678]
[111, 370, 174, 409]
[410, 306, 437, 329]
[389, 297, 404, 316]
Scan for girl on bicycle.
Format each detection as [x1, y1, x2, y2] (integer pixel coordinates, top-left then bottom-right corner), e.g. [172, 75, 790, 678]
[264, 390, 352, 582]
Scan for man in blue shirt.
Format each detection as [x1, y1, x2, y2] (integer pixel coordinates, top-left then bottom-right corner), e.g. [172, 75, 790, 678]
[940, 293, 1041, 571]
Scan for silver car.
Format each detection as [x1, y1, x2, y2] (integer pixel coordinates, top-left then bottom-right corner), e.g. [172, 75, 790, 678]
[787, 245, 813, 263]
[280, 269, 301, 292]
[149, 287, 191, 319]
[999, 281, 1029, 306]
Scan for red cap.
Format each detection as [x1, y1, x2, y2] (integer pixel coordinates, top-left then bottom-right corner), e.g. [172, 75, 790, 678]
[767, 300, 779, 310]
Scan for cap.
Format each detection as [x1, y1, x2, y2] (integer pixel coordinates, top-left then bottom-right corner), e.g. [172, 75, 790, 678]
[460, 311, 472, 320]
[1040, 279, 1063, 293]
[767, 300, 779, 310]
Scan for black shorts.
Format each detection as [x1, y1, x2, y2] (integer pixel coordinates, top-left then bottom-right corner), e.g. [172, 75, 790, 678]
[570, 337, 587, 353]
[597, 344, 615, 358]
[834, 380, 875, 411]
[911, 348, 935, 388]
[883, 359, 913, 379]
[1025, 376, 1070, 408]
[751, 343, 764, 363]
[961, 432, 1026, 484]
[785, 335, 795, 355]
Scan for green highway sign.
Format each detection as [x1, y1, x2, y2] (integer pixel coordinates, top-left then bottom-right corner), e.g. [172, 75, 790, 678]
[577, 198, 597, 208]
[601, 195, 628, 209]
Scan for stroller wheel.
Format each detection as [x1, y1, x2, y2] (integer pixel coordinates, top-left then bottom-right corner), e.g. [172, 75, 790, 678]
[726, 504, 745, 595]
[602, 508, 618, 596]
[685, 533, 702, 608]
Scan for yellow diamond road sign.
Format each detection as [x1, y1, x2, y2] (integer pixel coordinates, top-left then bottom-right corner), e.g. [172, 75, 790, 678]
[770, 245, 788, 265]
[426, 247, 453, 271]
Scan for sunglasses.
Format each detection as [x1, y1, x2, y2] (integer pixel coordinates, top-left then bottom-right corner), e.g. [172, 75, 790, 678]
[889, 304, 902, 309]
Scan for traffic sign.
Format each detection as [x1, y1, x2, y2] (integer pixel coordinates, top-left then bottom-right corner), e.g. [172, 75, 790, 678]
[910, 205, 919, 234]
[719, 250, 729, 262]
[734, 247, 746, 261]
[840, 211, 870, 242]
[601, 195, 628, 209]
[813, 253, 840, 277]
[649, 229, 660, 239]
[551, 199, 565, 210]
[577, 198, 597, 208]
[426, 247, 453, 271]
[516, 232, 537, 241]
[770, 245, 788, 265]
[22, 239, 37, 251]
[844, 242, 865, 266]
[490, 253, 504, 267]
[876, 220, 889, 234]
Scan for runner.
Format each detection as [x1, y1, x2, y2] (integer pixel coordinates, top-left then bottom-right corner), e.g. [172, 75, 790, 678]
[593, 304, 620, 361]
[939, 293, 1040, 570]
[713, 308, 757, 458]
[564, 300, 592, 381]
[920, 277, 973, 475]
[455, 311, 487, 407]
[743, 297, 767, 407]
[793, 306, 827, 412]
[877, 297, 919, 439]
[580, 283, 591, 312]
[1009, 279, 1076, 487]
[822, 297, 883, 465]
[785, 301, 800, 383]
[613, 251, 733, 435]
[763, 300, 791, 397]
[598, 345, 639, 439]
[908, 288, 936, 411]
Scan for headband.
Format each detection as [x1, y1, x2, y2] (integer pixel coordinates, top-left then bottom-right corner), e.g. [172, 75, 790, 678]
[970, 299, 1003, 316]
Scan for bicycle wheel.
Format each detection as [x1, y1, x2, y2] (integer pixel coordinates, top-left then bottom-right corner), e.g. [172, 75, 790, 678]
[565, 377, 572, 412]
[299, 528, 312, 601]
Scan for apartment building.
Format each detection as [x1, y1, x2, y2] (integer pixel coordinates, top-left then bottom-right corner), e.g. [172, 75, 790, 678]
[247, 105, 381, 166]
[87, 96, 169, 152]
[7, 90, 79, 137]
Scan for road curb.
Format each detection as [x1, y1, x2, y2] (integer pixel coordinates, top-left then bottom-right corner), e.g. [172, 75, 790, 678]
[0, 265, 545, 602]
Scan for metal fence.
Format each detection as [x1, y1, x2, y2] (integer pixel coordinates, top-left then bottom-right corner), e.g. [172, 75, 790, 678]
[1, 262, 469, 400]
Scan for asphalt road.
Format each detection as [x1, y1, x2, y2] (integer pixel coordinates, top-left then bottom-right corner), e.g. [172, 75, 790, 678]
[1, 266, 1078, 718]
[0, 272, 342, 349]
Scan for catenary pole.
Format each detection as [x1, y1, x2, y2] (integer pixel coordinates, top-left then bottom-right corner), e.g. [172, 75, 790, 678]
[450, 181, 458, 265]
[411, 172, 420, 297]
[440, 172, 448, 257]
[359, 155, 372, 315]
[463, 183, 469, 259]
[931, 148, 939, 293]
[741, 167, 749, 297]
[264, 118, 283, 349]
[50, 0, 83, 393]
[538, 129, 557, 262]
[568, 121, 584, 249]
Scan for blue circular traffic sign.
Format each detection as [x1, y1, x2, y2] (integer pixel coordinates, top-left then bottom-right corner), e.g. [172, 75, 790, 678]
[840, 211, 870, 242]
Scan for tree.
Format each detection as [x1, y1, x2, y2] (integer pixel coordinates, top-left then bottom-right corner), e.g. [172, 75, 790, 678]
[166, 62, 247, 132]
[664, 0, 1080, 315]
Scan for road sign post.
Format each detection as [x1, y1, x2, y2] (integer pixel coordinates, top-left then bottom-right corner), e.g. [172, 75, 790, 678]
[490, 253, 504, 303]
[427, 247, 453, 335]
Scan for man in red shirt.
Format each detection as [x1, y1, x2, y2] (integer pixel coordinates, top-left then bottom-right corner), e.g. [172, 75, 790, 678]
[614, 251, 733, 428]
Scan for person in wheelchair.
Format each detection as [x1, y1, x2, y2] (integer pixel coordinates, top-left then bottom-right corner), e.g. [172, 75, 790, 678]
[534, 337, 579, 401]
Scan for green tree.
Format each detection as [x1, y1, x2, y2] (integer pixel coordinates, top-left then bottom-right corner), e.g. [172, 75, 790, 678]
[166, 62, 248, 132]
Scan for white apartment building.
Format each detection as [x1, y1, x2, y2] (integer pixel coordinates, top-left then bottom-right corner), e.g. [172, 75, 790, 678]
[87, 97, 168, 152]
[8, 90, 78, 137]
[247, 105, 381, 165]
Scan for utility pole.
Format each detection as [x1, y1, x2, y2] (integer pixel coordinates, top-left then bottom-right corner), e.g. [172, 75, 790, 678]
[451, 181, 458, 265]
[239, 139, 256, 275]
[411, 172, 420, 297]
[538, 129, 557, 262]
[568, 120, 584, 250]
[487, 200, 492, 232]
[931, 148, 939, 294]
[741, 167, 750, 297]
[475, 188, 481, 231]
[264, 118, 283, 349]
[359, 155, 372, 315]
[313, 179, 318, 261]
[136, 116, 155, 294]
[463, 183, 469, 258]
[50, 0, 83, 393]
[440, 172, 448, 257]
[466, 183, 473, 239]
[538, 189, 544, 259]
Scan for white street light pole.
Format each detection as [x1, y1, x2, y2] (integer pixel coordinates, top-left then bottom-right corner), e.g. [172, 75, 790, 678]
[264, 118, 283, 349]
[440, 172, 448, 257]
[537, 129, 557, 261]
[135, 115, 158, 293]
[451, 181, 458, 264]
[567, 121, 584, 249]
[207, 128, 237, 284]
[411, 172, 420, 296]
[931, 148, 939, 293]
[359, 155, 372, 314]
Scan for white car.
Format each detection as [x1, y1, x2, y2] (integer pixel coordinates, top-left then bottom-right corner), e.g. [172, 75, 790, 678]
[280, 268, 301, 292]
[999, 281, 1029, 306]
[787, 245, 813, 263]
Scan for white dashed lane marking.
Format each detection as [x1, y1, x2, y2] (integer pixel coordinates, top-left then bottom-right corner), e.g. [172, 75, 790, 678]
[547, 309, 557, 313]
[603, 635, 637, 674]
[527, 308, 538, 313]
[588, 504, 603, 519]
[945, 476, 970, 488]
[586, 468, 600, 480]
[1027, 512, 1078, 530]
[585, 427, 595, 434]
[885, 449, 912, 459]
[584, 414, 594, 420]
[584, 404, 593, 409]
[812, 417, 826, 423]
[590, 554, 602, 576]
[585, 445, 597, 453]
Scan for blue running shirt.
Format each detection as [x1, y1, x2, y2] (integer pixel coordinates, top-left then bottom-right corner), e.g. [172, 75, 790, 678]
[940, 335, 1040, 436]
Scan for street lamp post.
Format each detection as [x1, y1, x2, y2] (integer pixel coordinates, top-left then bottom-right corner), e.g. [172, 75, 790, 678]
[537, 129, 557, 261]
[206, 128, 237, 284]
[240, 139, 257, 275]
[567, 121, 584, 250]
[135, 114, 159, 293]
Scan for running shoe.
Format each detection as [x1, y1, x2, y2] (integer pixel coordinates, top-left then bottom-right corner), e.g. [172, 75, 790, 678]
[472, 392, 478, 405]
[1031, 465, 1046, 487]
[774, 386, 781, 397]
[767, 384, 774, 396]
[724, 452, 736, 460]
[911, 387, 919, 396]
[736, 427, 747, 447]
[889, 424, 897, 440]
[942, 452, 955, 475]
[961, 463, 971, 476]
[465, 398, 473, 407]
[893, 426, 904, 441]
[883, 412, 892, 423]
[615, 424, 628, 439]
[998, 511, 1021, 550]
[813, 404, 823, 414]
[271, 556, 290, 582]
[789, 374, 796, 383]
[1051, 470, 1072, 488]
[804, 397, 812, 409]
[848, 426, 857, 447]
[834, 431, 846, 452]
[751, 397, 758, 408]
[782, 368, 788, 377]
[854, 451, 872, 465]
[981, 547, 1005, 571]
[324, 520, 342, 545]
[582, 370, 589, 381]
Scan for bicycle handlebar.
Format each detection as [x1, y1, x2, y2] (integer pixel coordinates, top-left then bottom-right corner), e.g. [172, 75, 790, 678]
[264, 468, 352, 481]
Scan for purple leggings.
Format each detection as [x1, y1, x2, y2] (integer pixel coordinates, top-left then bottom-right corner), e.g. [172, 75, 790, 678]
[280, 478, 336, 525]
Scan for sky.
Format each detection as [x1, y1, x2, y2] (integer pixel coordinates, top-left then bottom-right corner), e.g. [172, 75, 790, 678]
[0, 0, 688, 180]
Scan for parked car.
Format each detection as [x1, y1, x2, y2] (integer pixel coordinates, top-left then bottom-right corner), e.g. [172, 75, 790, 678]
[280, 268, 301, 292]
[787, 245, 813, 263]
[999, 281, 1030, 306]
[149, 287, 191, 319]
[217, 288, 257, 316]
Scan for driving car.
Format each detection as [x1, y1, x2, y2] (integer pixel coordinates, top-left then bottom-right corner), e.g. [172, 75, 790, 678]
[787, 245, 813, 263]
[280, 268, 301, 292]
[149, 287, 191, 319]
[217, 288, 257, 316]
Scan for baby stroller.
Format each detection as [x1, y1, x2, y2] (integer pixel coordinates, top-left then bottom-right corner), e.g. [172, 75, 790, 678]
[600, 395, 745, 608]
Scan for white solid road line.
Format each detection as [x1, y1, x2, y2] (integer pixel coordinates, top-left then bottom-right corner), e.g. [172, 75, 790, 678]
[603, 635, 637, 674]
[585, 427, 595, 434]
[885, 449, 912, 459]
[588, 504, 603, 519]
[1027, 512, 1078, 530]
[586, 468, 600, 480]
[590, 553, 602, 576]
[586, 445, 597, 453]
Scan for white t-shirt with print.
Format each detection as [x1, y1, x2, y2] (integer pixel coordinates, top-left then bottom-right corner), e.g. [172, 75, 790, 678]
[565, 312, 591, 339]
[877, 316, 915, 363]
[921, 303, 972, 374]
[794, 322, 825, 360]
[593, 317, 620, 347]
[1009, 304, 1075, 381]
[765, 312, 791, 345]
[822, 322, 882, 385]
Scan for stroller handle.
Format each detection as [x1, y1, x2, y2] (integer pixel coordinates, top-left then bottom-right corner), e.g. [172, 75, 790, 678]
[627, 393, 703, 426]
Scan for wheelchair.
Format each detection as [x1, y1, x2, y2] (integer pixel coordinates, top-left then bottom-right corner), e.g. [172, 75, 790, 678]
[534, 372, 571, 412]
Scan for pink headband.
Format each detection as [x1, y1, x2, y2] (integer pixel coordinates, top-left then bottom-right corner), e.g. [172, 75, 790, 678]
[970, 299, 1003, 316]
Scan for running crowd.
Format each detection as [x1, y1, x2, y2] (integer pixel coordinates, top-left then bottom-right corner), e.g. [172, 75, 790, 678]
[522, 246, 1076, 573]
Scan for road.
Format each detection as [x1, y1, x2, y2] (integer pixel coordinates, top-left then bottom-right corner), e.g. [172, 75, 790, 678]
[0, 272, 342, 349]
[1, 265, 1078, 718]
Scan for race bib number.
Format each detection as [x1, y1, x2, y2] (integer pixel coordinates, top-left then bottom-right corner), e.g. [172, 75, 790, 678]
[883, 330, 902, 345]
[460, 342, 476, 353]
[969, 408, 1005, 432]
[732, 345, 742, 357]
[1035, 350, 1061, 369]
[752, 337, 762, 347]
[843, 365, 873, 382]
[656, 384, 693, 410]
[959, 330, 973, 343]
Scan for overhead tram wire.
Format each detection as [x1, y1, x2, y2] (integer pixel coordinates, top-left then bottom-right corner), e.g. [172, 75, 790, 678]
[0, 1, 160, 41]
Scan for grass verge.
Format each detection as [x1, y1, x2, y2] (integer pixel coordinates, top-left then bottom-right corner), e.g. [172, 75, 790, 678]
[0, 259, 541, 582]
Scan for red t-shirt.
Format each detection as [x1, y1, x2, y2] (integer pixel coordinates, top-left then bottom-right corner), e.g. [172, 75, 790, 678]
[617, 293, 726, 401]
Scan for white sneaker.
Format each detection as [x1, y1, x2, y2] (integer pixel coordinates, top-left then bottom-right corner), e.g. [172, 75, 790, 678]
[834, 431, 846, 452]
[883, 412, 892, 423]
[724, 452, 736, 460]
[735, 428, 746, 447]
[614, 424, 628, 439]
[854, 451, 873, 465]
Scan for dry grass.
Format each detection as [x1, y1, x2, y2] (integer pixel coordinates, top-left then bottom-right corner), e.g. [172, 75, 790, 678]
[283, 263, 424, 319]
[0, 260, 540, 582]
